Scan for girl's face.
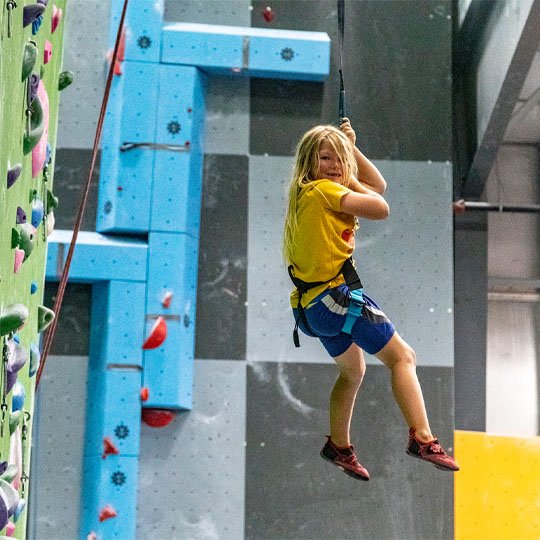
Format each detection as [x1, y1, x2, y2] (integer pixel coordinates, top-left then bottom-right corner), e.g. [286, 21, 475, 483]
[317, 140, 343, 183]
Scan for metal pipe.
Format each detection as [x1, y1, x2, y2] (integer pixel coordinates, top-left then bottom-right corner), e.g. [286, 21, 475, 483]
[453, 200, 540, 214]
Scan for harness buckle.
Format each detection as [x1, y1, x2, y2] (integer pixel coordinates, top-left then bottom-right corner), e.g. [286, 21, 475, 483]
[341, 288, 365, 335]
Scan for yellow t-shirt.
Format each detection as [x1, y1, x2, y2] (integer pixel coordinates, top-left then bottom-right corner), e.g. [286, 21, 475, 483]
[289, 179, 357, 308]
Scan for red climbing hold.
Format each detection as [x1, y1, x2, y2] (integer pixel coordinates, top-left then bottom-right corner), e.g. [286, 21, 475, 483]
[142, 316, 167, 350]
[141, 408, 174, 428]
[52, 5, 63, 34]
[99, 505, 117, 523]
[161, 291, 173, 309]
[44, 41, 52, 64]
[102, 437, 119, 459]
[263, 6, 275, 23]
[114, 28, 126, 76]
[140, 387, 149, 402]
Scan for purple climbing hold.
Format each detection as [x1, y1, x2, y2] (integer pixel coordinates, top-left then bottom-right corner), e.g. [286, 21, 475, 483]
[0, 462, 7, 476]
[23, 4, 46, 28]
[7, 164, 22, 189]
[37, 0, 49, 5]
[16, 207, 26, 225]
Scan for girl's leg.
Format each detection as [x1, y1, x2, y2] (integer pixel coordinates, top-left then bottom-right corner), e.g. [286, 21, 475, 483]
[330, 343, 366, 447]
[374, 332, 433, 442]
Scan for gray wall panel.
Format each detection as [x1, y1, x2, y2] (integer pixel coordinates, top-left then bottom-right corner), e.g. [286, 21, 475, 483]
[57, 0, 111, 149]
[164, 0, 251, 26]
[248, 157, 454, 367]
[245, 362, 454, 540]
[136, 360, 246, 540]
[250, 0, 452, 161]
[30, 356, 89, 540]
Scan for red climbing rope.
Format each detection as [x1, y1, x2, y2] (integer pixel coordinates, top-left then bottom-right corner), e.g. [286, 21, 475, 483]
[35, 0, 129, 390]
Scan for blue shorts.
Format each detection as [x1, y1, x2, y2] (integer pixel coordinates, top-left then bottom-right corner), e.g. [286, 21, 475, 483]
[293, 283, 395, 357]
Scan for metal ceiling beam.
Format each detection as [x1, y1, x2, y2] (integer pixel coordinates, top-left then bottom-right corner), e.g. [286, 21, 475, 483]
[463, 0, 540, 198]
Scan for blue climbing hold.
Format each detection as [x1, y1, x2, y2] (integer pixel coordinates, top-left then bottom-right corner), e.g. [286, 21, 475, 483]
[31, 198, 44, 228]
[31, 282, 38, 294]
[11, 381, 25, 412]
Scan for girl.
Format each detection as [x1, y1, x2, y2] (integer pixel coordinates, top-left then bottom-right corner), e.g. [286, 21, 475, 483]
[283, 119, 459, 481]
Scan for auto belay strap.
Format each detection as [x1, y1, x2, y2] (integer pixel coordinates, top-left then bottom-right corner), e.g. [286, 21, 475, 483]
[288, 257, 362, 347]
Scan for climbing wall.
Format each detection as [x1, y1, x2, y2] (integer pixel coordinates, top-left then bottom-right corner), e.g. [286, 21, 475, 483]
[0, 1, 67, 538]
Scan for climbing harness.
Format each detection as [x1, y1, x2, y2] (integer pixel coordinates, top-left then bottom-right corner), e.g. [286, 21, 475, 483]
[288, 257, 363, 347]
[36, 0, 130, 389]
[337, 0, 346, 123]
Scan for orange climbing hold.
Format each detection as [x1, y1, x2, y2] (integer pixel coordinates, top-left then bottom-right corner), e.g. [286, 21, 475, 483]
[99, 505, 117, 523]
[142, 316, 167, 350]
[102, 437, 119, 459]
[140, 387, 149, 402]
[141, 408, 174, 428]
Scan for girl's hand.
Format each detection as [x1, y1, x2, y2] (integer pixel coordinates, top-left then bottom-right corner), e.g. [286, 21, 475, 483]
[339, 117, 356, 146]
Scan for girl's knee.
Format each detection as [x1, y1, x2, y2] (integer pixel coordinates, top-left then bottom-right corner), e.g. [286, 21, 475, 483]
[340, 361, 365, 386]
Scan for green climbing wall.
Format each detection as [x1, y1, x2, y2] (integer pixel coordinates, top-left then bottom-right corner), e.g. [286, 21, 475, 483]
[0, 1, 68, 538]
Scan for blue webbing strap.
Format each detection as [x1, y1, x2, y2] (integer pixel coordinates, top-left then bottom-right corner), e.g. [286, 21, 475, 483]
[341, 288, 365, 334]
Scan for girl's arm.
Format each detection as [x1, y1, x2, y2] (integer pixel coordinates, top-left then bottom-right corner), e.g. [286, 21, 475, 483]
[340, 188, 389, 220]
[340, 118, 387, 195]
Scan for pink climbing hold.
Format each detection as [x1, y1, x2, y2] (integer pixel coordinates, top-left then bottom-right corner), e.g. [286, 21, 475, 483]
[52, 5, 63, 33]
[14, 249, 24, 273]
[32, 80, 49, 178]
[99, 505, 117, 523]
[142, 317, 167, 350]
[87, 533, 97, 540]
[44, 40, 52, 64]
[5, 521, 15, 536]
[102, 437, 119, 459]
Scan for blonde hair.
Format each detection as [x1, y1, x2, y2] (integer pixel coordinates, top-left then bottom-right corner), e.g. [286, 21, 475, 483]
[283, 125, 357, 264]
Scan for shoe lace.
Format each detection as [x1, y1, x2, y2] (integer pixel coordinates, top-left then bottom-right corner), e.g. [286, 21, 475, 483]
[423, 441, 444, 455]
[341, 452, 359, 465]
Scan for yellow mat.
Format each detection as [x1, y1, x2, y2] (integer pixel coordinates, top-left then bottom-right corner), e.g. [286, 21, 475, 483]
[455, 430, 540, 540]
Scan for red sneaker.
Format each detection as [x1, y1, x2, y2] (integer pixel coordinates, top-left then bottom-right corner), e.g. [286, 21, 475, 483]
[406, 428, 460, 471]
[320, 436, 370, 481]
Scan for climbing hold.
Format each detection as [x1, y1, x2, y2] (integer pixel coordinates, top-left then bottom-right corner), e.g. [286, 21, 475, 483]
[141, 408, 175, 428]
[11, 384, 25, 413]
[58, 70, 73, 91]
[4, 521, 15, 536]
[8, 429, 21, 490]
[6, 340, 28, 393]
[0, 493, 8, 533]
[142, 317, 167, 350]
[22, 41, 38, 82]
[46, 211, 55, 237]
[44, 40, 52, 64]
[9, 412, 21, 436]
[17, 223, 37, 261]
[7, 164, 22, 190]
[87, 532, 97, 540]
[32, 80, 50, 176]
[13, 498, 25, 522]
[46, 188, 59, 213]
[263, 6, 275, 22]
[52, 4, 62, 33]
[23, 95, 44, 155]
[99, 505, 117, 523]
[23, 4, 46, 28]
[0, 464, 7, 478]
[30, 282, 38, 295]
[31, 197, 44, 228]
[113, 28, 126, 76]
[0, 305, 29, 337]
[37, 305, 55, 333]
[29, 342, 40, 376]
[13, 250, 24, 274]
[102, 437, 119, 459]
[140, 387, 149, 402]
[161, 292, 173, 309]
[0, 479, 19, 516]
[16, 207, 26, 225]
[37, 0, 49, 5]
[0, 465, 17, 486]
